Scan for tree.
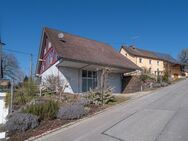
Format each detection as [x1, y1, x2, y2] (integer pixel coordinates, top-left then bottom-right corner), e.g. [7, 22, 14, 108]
[178, 48, 188, 64]
[2, 53, 23, 81]
[42, 74, 68, 100]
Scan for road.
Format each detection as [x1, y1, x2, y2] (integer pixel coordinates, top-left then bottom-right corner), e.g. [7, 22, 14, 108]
[36, 79, 188, 141]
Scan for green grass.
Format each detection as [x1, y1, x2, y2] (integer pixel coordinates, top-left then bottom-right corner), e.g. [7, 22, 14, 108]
[107, 96, 130, 106]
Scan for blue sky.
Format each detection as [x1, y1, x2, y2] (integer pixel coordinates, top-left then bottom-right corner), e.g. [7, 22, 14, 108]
[1, 0, 188, 75]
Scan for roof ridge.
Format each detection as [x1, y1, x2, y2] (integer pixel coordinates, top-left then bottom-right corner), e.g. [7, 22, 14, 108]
[122, 45, 178, 64]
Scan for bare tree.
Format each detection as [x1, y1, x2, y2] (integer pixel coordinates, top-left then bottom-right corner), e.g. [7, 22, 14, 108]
[42, 74, 68, 100]
[2, 53, 23, 81]
[178, 48, 188, 64]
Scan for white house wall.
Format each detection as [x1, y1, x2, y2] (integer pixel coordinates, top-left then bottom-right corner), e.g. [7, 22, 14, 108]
[0, 92, 8, 124]
[58, 67, 80, 93]
[107, 73, 122, 93]
[41, 62, 123, 94]
[41, 61, 80, 93]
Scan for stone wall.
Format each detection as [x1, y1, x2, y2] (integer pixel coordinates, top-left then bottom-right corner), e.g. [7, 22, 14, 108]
[122, 76, 142, 93]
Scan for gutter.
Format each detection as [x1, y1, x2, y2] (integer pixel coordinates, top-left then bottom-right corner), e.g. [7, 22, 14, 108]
[58, 57, 140, 72]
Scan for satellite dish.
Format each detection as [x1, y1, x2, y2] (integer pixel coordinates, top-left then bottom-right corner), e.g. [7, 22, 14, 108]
[58, 33, 64, 39]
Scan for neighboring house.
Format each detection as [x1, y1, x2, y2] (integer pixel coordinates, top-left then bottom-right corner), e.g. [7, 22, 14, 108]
[182, 64, 188, 77]
[36, 27, 139, 94]
[120, 45, 182, 79]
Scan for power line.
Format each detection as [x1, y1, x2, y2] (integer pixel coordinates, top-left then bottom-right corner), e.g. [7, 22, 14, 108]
[3, 48, 37, 56]
[3, 48, 36, 78]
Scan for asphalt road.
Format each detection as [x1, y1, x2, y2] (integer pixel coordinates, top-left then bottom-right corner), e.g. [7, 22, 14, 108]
[36, 79, 188, 141]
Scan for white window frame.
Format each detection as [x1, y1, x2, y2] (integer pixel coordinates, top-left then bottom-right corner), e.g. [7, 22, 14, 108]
[82, 70, 97, 92]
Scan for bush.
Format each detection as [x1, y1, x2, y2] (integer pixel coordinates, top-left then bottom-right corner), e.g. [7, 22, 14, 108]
[0, 124, 5, 132]
[23, 100, 59, 120]
[4, 79, 39, 109]
[152, 83, 162, 88]
[162, 72, 169, 82]
[5, 113, 39, 132]
[140, 74, 154, 82]
[86, 87, 116, 105]
[57, 103, 87, 120]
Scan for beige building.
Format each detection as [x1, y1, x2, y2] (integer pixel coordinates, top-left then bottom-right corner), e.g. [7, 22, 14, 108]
[120, 45, 182, 79]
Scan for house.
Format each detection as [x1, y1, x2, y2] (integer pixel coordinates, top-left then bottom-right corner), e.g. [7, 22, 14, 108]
[120, 45, 182, 79]
[0, 79, 10, 89]
[182, 64, 188, 77]
[36, 27, 139, 94]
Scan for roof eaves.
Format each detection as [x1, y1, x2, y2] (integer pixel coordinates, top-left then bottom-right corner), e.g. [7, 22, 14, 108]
[60, 57, 140, 71]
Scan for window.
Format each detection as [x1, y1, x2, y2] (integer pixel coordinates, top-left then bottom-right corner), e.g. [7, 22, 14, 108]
[139, 58, 142, 63]
[44, 47, 47, 55]
[149, 60, 152, 64]
[49, 52, 53, 64]
[149, 68, 151, 73]
[48, 42, 52, 49]
[82, 70, 97, 92]
[157, 61, 159, 66]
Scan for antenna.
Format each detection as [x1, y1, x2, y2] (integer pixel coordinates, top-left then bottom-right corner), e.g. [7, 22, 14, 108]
[58, 33, 64, 39]
[0, 36, 5, 79]
[130, 35, 140, 45]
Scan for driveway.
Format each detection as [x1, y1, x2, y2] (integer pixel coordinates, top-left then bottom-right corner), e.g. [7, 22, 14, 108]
[35, 79, 188, 141]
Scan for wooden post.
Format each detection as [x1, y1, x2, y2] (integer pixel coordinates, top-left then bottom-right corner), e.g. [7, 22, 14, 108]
[10, 79, 13, 113]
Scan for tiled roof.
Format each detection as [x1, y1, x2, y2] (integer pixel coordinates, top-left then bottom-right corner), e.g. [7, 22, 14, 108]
[122, 45, 179, 64]
[43, 27, 140, 70]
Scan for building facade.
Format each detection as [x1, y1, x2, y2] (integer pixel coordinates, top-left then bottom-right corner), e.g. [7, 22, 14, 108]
[36, 28, 139, 94]
[120, 46, 182, 79]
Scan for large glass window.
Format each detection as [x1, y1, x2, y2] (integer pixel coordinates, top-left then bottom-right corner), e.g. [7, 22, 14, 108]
[82, 70, 97, 92]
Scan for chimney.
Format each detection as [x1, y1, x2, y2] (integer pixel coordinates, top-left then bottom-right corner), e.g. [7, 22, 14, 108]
[129, 45, 136, 49]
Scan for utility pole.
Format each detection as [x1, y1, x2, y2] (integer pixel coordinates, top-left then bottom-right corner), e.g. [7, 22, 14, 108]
[30, 53, 33, 79]
[0, 38, 5, 79]
[10, 79, 14, 113]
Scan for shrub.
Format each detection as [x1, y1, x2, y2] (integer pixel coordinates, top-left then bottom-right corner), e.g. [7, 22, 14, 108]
[23, 100, 59, 120]
[57, 103, 87, 120]
[140, 74, 154, 82]
[86, 87, 116, 105]
[5, 113, 39, 132]
[0, 124, 5, 132]
[162, 72, 169, 82]
[5, 79, 39, 109]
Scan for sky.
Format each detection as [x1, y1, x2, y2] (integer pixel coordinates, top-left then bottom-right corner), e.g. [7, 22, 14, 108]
[0, 0, 188, 75]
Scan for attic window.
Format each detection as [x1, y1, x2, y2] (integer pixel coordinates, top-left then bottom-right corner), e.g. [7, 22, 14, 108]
[48, 42, 52, 48]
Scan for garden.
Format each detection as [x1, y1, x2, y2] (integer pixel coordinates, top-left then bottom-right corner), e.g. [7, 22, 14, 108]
[2, 75, 129, 141]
